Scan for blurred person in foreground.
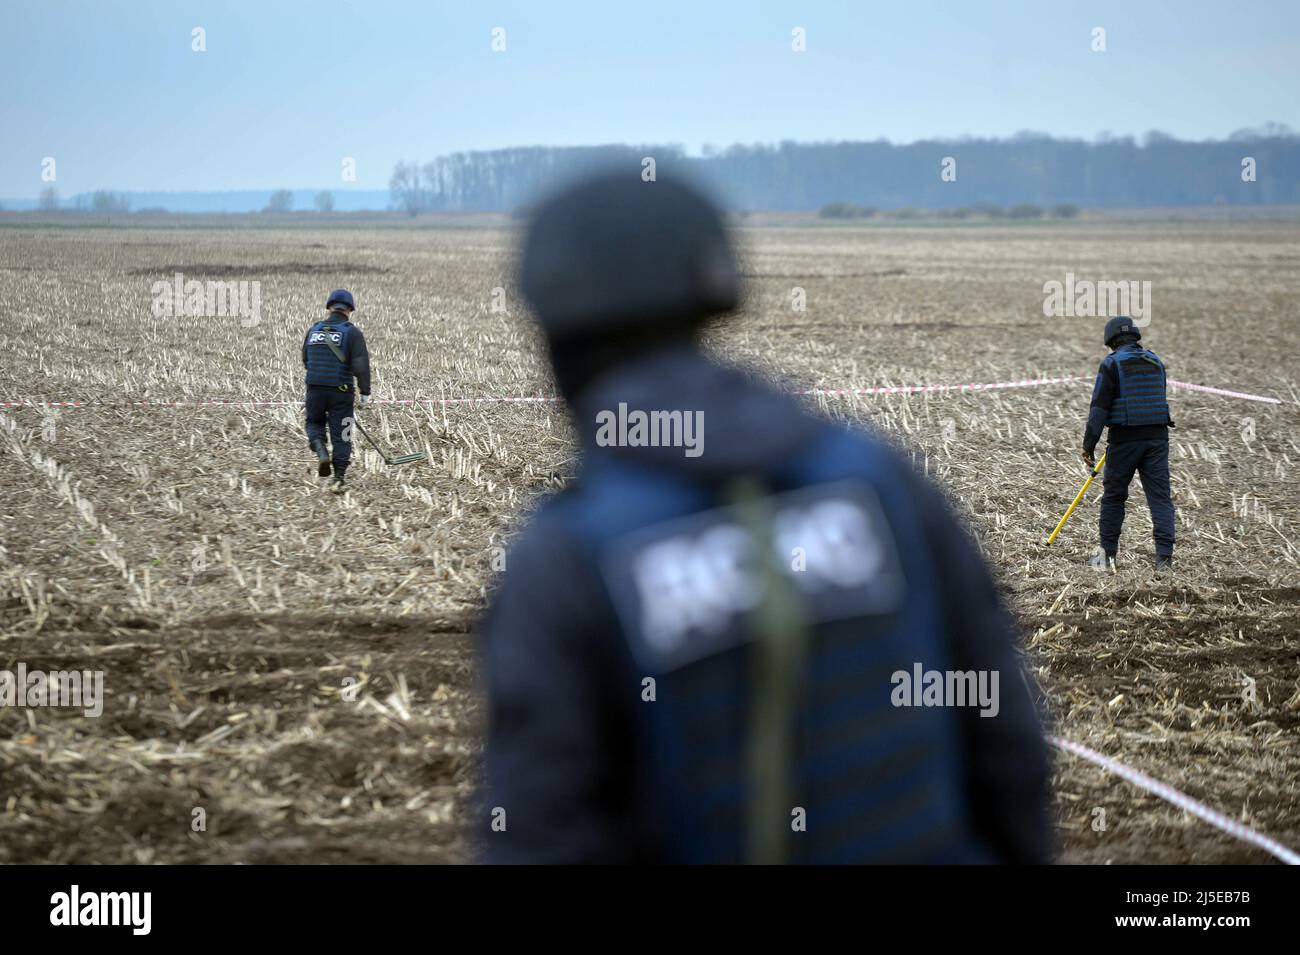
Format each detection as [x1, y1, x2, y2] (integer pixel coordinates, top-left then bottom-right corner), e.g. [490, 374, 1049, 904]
[479, 172, 1051, 864]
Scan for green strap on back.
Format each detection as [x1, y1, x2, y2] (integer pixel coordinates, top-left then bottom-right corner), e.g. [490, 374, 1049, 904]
[318, 325, 352, 391]
[726, 476, 812, 865]
[320, 325, 348, 364]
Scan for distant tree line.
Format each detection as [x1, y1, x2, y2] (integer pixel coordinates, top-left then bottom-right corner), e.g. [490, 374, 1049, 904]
[37, 190, 133, 213]
[819, 201, 1079, 220]
[90, 191, 130, 213]
[15, 188, 348, 215]
[264, 189, 293, 212]
[261, 190, 336, 212]
[390, 127, 1300, 213]
[389, 145, 667, 215]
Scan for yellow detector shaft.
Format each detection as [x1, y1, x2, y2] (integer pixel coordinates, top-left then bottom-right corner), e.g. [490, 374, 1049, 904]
[1044, 453, 1106, 546]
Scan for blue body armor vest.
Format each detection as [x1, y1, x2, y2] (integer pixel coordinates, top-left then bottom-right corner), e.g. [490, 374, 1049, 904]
[558, 424, 990, 863]
[1106, 345, 1169, 427]
[305, 320, 353, 389]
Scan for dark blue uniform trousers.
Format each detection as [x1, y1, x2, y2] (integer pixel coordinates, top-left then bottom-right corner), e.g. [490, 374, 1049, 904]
[1099, 438, 1175, 557]
[305, 387, 355, 475]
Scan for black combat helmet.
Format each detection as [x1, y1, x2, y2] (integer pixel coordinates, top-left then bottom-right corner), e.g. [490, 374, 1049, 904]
[1103, 316, 1141, 347]
[519, 172, 739, 342]
[326, 288, 355, 312]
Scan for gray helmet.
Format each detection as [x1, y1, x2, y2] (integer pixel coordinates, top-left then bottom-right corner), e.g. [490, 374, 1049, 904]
[1104, 316, 1141, 347]
[519, 172, 738, 341]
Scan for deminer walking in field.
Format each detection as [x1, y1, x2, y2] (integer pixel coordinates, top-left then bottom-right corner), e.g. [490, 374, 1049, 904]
[1081, 317, 1176, 572]
[479, 172, 1051, 864]
[304, 289, 372, 493]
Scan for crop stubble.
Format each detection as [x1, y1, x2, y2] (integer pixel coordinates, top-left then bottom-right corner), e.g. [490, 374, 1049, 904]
[0, 220, 1296, 863]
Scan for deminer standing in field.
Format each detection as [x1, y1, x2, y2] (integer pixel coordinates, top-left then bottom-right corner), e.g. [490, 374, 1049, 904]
[303, 289, 372, 493]
[478, 172, 1052, 864]
[1081, 317, 1176, 573]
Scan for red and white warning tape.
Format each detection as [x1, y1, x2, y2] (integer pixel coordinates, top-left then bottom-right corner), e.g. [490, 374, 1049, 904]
[0, 396, 564, 409]
[803, 375, 1282, 404]
[1050, 734, 1300, 864]
[1, 375, 1293, 863]
[1167, 380, 1283, 405]
[0, 373, 1284, 409]
[799, 374, 1089, 397]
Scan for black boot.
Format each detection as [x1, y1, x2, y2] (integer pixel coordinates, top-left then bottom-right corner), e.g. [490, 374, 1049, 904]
[311, 439, 331, 477]
[1155, 554, 1174, 573]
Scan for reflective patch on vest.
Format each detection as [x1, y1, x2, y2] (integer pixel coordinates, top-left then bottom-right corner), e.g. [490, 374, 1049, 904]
[308, 328, 344, 348]
[306, 324, 351, 387]
[601, 479, 906, 673]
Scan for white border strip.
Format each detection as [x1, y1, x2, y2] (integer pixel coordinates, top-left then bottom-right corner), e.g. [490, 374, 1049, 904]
[1050, 734, 1300, 865]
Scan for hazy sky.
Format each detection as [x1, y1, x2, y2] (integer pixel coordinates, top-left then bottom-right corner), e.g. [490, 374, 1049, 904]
[3, 0, 1298, 195]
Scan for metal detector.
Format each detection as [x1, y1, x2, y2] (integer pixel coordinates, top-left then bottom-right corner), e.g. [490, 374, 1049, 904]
[351, 416, 427, 466]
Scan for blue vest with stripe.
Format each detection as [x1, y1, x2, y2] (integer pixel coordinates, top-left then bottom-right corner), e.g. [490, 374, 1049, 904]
[305, 320, 354, 389]
[560, 423, 990, 864]
[1105, 345, 1169, 427]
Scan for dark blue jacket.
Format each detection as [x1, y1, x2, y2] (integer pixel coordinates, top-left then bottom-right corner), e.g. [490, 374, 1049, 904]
[303, 317, 371, 393]
[480, 348, 1051, 864]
